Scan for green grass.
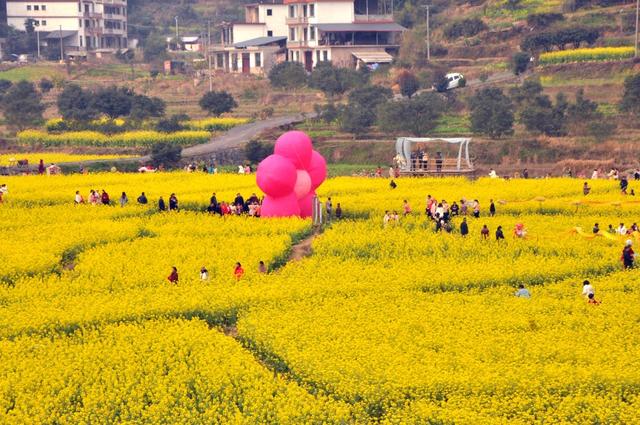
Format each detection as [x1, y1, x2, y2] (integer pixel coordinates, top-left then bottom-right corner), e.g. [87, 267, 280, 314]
[82, 64, 150, 79]
[0, 64, 65, 82]
[484, 0, 562, 20]
[432, 115, 471, 135]
[540, 73, 632, 88]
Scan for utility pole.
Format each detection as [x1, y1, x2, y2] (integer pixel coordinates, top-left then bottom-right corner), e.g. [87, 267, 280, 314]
[59, 25, 64, 61]
[208, 20, 213, 91]
[174, 16, 179, 45]
[421, 4, 431, 61]
[36, 30, 41, 61]
[635, 0, 639, 58]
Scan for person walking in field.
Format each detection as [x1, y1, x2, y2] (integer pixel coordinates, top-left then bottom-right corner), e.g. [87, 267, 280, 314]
[168, 267, 178, 284]
[587, 293, 601, 305]
[583, 182, 591, 196]
[403, 200, 411, 216]
[158, 196, 166, 212]
[460, 218, 469, 237]
[481, 224, 489, 240]
[581, 280, 595, 298]
[200, 266, 209, 281]
[622, 240, 635, 269]
[169, 193, 178, 211]
[489, 199, 496, 217]
[74, 191, 84, 205]
[495, 225, 505, 241]
[473, 200, 480, 218]
[101, 190, 110, 205]
[335, 203, 342, 219]
[383, 211, 391, 228]
[234, 262, 245, 281]
[326, 197, 333, 219]
[119, 192, 128, 207]
[258, 261, 267, 274]
[515, 284, 531, 298]
[137, 192, 148, 204]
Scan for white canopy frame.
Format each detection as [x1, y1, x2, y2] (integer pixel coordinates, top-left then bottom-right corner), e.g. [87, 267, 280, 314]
[395, 137, 472, 172]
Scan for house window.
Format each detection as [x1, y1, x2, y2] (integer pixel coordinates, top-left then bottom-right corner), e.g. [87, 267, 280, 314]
[289, 5, 295, 17]
[266, 8, 272, 16]
[302, 5, 307, 17]
[323, 50, 328, 61]
[80, 35, 83, 46]
[79, 19, 82, 27]
[42, 5, 46, 10]
[33, 20, 39, 26]
[303, 28, 307, 42]
[289, 27, 295, 41]
[255, 53, 261, 67]
[316, 50, 320, 63]
[34, 5, 39, 10]
[310, 26, 315, 41]
[295, 51, 299, 61]
[41, 20, 46, 26]
[267, 30, 273, 37]
[27, 5, 32, 11]
[309, 4, 315, 17]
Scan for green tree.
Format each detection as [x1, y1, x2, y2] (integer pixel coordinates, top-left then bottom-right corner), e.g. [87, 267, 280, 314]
[348, 85, 393, 110]
[397, 70, 420, 97]
[93, 86, 134, 119]
[151, 142, 182, 168]
[377, 92, 445, 136]
[199, 91, 237, 116]
[244, 140, 273, 163]
[0, 79, 13, 102]
[57, 83, 98, 122]
[155, 114, 188, 133]
[143, 33, 167, 63]
[39, 78, 54, 93]
[511, 80, 566, 136]
[340, 104, 372, 137]
[1, 80, 45, 130]
[620, 73, 640, 116]
[268, 62, 307, 89]
[309, 62, 367, 96]
[469, 88, 514, 138]
[130, 95, 166, 121]
[511, 52, 530, 76]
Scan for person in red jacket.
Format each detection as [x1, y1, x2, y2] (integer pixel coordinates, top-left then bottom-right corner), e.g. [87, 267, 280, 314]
[101, 189, 110, 205]
[234, 262, 244, 281]
[167, 266, 178, 284]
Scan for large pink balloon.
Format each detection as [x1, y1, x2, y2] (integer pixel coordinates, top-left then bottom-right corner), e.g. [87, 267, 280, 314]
[257, 154, 297, 197]
[294, 170, 312, 200]
[307, 150, 327, 190]
[298, 191, 315, 218]
[261, 193, 301, 218]
[274, 131, 313, 169]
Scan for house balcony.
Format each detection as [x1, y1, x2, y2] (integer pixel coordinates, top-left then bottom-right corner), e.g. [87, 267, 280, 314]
[103, 27, 125, 34]
[354, 14, 394, 22]
[82, 11, 101, 19]
[286, 16, 308, 25]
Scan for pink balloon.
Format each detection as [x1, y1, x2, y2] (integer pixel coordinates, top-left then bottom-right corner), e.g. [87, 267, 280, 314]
[294, 170, 312, 200]
[261, 193, 301, 218]
[256, 154, 297, 197]
[307, 150, 327, 190]
[298, 192, 315, 218]
[274, 131, 313, 169]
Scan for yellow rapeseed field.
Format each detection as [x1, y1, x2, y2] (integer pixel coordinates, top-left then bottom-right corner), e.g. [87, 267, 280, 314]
[1, 172, 639, 423]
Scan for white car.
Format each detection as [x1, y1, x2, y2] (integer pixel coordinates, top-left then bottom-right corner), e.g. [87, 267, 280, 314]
[444, 73, 465, 90]
[138, 166, 156, 173]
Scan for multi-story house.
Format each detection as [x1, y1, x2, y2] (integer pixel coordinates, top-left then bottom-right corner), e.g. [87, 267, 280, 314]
[6, 0, 128, 58]
[285, 0, 404, 70]
[211, 0, 288, 75]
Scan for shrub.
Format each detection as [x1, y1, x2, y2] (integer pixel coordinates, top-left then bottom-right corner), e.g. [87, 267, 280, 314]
[469, 88, 514, 138]
[512, 52, 531, 75]
[444, 18, 487, 39]
[186, 117, 250, 131]
[309, 62, 368, 96]
[151, 142, 182, 168]
[268, 62, 308, 89]
[397, 70, 420, 97]
[527, 13, 565, 29]
[39, 78, 54, 93]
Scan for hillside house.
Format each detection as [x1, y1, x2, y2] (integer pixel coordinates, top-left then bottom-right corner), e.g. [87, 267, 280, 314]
[211, 0, 288, 75]
[285, 0, 405, 70]
[6, 0, 128, 58]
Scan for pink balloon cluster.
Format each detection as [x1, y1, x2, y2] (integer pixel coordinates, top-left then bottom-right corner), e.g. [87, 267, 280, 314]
[256, 131, 327, 218]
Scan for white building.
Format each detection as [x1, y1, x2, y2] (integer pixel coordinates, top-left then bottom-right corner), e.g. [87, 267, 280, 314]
[7, 0, 128, 58]
[212, 0, 289, 75]
[285, 0, 404, 70]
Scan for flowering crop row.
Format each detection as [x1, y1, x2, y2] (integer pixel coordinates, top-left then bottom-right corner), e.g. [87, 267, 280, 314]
[17, 130, 210, 147]
[539, 46, 634, 65]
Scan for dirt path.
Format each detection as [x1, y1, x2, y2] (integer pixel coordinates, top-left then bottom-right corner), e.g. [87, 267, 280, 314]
[287, 227, 321, 263]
